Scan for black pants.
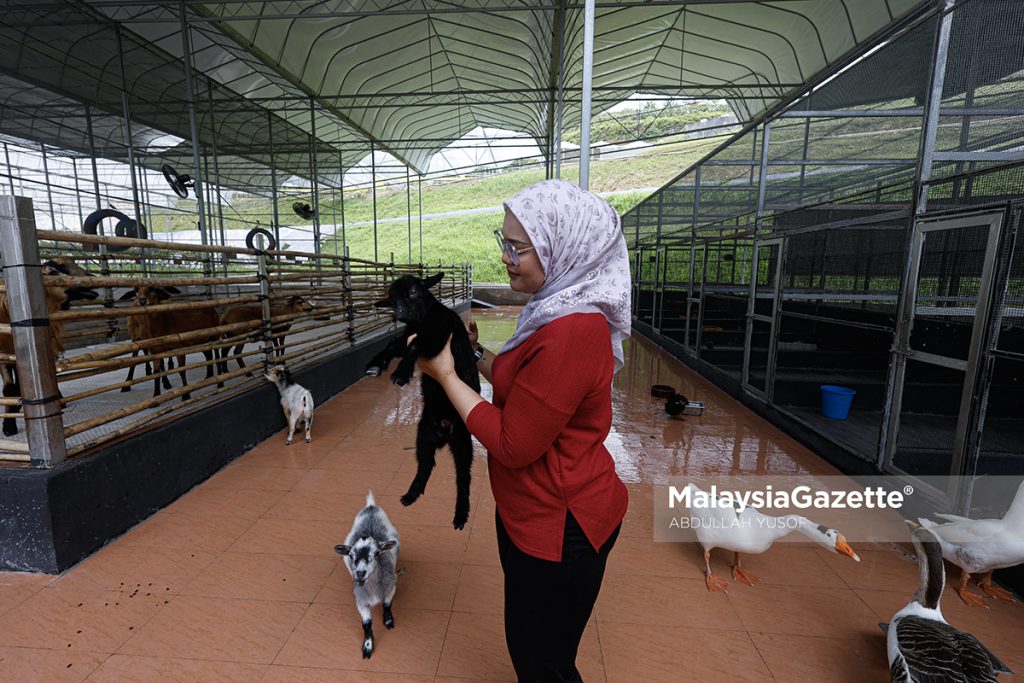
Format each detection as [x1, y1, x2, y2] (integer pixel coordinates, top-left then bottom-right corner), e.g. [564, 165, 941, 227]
[496, 509, 620, 683]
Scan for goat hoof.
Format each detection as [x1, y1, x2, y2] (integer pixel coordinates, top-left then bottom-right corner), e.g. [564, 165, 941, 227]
[390, 374, 409, 387]
[285, 439, 292, 446]
[365, 366, 381, 377]
[384, 616, 394, 629]
[2, 424, 17, 437]
[362, 641, 373, 659]
[304, 436, 311, 443]
[400, 492, 420, 507]
[119, 386, 131, 393]
[452, 516, 468, 530]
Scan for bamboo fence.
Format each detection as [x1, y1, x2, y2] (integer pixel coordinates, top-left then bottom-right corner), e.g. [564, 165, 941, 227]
[0, 229, 471, 463]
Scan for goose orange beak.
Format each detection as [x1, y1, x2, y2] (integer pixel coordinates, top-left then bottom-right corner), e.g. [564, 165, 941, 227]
[835, 534, 860, 562]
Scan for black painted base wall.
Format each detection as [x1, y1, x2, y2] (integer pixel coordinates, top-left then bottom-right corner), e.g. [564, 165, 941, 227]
[0, 332, 399, 574]
[632, 320, 1023, 599]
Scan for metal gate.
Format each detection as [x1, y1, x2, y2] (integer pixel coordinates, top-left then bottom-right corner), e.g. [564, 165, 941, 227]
[743, 238, 784, 399]
[883, 210, 1004, 504]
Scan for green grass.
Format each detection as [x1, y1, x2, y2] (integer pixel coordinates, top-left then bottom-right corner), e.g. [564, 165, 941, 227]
[154, 134, 724, 282]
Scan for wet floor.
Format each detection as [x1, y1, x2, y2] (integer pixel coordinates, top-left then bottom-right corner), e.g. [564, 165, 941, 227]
[1, 306, 1022, 681]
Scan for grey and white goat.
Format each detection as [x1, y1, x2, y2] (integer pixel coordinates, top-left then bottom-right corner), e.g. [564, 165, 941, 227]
[334, 491, 400, 659]
[264, 364, 313, 445]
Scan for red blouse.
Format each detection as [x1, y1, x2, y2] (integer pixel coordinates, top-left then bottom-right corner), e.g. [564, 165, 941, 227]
[466, 312, 629, 561]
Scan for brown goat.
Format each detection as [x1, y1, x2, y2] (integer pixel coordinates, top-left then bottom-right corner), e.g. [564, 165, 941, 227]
[218, 295, 314, 369]
[1, 259, 98, 435]
[118, 286, 222, 400]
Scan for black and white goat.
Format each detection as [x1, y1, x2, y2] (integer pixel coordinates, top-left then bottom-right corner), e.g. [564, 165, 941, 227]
[264, 364, 313, 445]
[334, 491, 400, 660]
[365, 272, 480, 530]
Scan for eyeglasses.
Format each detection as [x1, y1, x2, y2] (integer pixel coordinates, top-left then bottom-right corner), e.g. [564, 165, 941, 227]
[494, 229, 536, 267]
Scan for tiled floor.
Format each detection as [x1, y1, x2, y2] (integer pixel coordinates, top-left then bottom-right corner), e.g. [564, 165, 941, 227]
[2, 316, 1023, 682]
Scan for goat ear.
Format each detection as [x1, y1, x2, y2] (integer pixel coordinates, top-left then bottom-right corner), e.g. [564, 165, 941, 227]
[154, 288, 173, 302]
[373, 298, 392, 308]
[334, 544, 351, 557]
[164, 285, 182, 295]
[117, 289, 136, 301]
[424, 272, 444, 289]
[377, 540, 397, 554]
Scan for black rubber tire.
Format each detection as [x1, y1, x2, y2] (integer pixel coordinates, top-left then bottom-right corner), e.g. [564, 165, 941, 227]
[245, 227, 277, 251]
[82, 208, 145, 252]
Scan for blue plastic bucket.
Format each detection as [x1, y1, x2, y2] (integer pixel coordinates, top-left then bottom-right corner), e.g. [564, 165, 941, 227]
[820, 385, 856, 420]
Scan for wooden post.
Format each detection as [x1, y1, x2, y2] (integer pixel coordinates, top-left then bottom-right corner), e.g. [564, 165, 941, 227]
[0, 197, 67, 467]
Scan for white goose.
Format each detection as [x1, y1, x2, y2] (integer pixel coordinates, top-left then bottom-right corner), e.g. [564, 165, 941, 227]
[682, 482, 860, 593]
[919, 480, 1024, 607]
[888, 524, 998, 682]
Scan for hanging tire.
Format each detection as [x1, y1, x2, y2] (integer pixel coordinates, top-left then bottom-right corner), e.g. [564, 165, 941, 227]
[82, 208, 146, 252]
[245, 227, 277, 251]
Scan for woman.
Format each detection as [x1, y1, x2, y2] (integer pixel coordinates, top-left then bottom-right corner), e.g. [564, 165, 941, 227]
[414, 179, 631, 682]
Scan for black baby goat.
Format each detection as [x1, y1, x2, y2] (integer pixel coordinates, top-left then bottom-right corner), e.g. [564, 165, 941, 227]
[365, 272, 480, 530]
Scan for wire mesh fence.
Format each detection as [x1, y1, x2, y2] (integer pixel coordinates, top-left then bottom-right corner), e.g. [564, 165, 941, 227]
[623, 0, 1024, 511]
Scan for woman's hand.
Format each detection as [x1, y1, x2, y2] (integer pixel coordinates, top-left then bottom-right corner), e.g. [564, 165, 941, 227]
[466, 317, 479, 347]
[409, 333, 456, 381]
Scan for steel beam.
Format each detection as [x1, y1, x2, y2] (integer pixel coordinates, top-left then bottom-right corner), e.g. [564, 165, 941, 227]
[578, 0, 595, 190]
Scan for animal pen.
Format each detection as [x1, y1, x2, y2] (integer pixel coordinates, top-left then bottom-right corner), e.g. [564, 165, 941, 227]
[0, 199, 470, 467]
[627, 0, 1024, 515]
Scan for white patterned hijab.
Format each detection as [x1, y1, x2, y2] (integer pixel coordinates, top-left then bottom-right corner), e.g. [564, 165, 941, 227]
[500, 179, 632, 372]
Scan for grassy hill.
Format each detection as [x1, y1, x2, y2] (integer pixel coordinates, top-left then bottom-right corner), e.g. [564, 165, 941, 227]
[163, 134, 727, 282]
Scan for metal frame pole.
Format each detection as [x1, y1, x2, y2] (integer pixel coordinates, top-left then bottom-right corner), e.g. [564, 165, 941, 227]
[255, 232, 274, 369]
[115, 28, 145, 243]
[578, 0, 596, 189]
[267, 110, 280, 247]
[686, 167, 701, 350]
[72, 158, 84, 228]
[337, 151, 347, 252]
[418, 173, 423, 264]
[178, 1, 208, 247]
[0, 197, 67, 467]
[85, 105, 114, 340]
[554, 1, 567, 179]
[406, 165, 412, 262]
[914, 0, 955, 216]
[371, 141, 378, 262]
[308, 96, 322, 264]
[39, 144, 57, 229]
[331, 182, 339, 257]
[3, 143, 15, 195]
[207, 85, 227, 261]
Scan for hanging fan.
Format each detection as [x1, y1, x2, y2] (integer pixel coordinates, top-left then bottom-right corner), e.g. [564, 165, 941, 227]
[292, 201, 315, 220]
[161, 164, 194, 199]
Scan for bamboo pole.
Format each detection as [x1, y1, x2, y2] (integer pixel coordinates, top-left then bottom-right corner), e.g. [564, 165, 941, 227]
[51, 294, 260, 323]
[58, 319, 261, 369]
[45, 274, 260, 288]
[64, 362, 256, 438]
[39, 229, 253, 257]
[66, 374, 262, 456]
[0, 438, 29, 453]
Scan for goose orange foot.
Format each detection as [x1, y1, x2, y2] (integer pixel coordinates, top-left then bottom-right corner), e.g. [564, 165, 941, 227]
[731, 564, 760, 587]
[979, 574, 1017, 603]
[705, 572, 729, 593]
[957, 571, 989, 608]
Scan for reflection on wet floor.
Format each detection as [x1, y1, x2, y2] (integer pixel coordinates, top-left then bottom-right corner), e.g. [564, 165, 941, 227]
[1, 306, 1021, 682]
[474, 306, 828, 484]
